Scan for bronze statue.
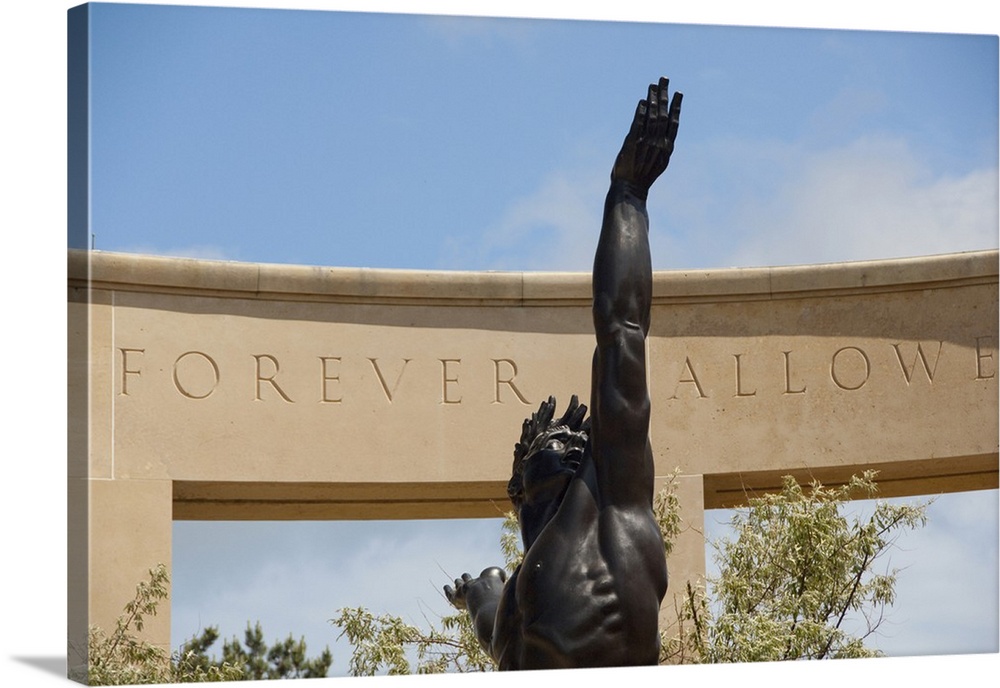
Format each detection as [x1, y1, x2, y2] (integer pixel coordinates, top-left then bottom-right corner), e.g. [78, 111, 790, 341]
[445, 77, 682, 670]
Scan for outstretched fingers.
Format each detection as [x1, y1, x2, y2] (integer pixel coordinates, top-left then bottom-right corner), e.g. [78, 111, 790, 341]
[640, 82, 664, 171]
[628, 98, 647, 142]
[557, 394, 587, 430]
[537, 396, 556, 429]
[646, 78, 681, 171]
[648, 78, 674, 141]
[444, 572, 474, 607]
[447, 573, 472, 592]
[644, 83, 659, 135]
[656, 77, 671, 121]
[612, 77, 681, 190]
[666, 90, 682, 145]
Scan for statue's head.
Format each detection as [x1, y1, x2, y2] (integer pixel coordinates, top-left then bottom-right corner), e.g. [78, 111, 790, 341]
[507, 395, 590, 522]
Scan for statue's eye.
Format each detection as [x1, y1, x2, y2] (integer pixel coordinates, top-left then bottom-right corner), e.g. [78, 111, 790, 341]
[546, 439, 564, 451]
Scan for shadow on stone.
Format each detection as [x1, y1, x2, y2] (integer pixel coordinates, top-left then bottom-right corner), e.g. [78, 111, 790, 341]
[12, 655, 66, 678]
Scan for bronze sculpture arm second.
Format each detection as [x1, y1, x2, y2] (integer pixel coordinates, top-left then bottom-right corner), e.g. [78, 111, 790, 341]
[445, 77, 682, 670]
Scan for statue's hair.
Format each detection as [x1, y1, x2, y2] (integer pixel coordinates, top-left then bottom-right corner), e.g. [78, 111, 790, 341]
[507, 395, 590, 509]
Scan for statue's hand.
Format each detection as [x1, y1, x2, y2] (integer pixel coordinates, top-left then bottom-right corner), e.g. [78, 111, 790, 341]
[444, 573, 473, 610]
[444, 567, 507, 611]
[611, 77, 682, 199]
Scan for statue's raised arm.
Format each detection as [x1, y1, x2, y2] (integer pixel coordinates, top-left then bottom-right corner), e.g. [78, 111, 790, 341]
[444, 78, 680, 670]
[591, 77, 681, 509]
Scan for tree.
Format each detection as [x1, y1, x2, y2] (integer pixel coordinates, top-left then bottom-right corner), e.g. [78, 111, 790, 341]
[329, 512, 522, 675]
[84, 564, 332, 683]
[661, 471, 929, 663]
[85, 564, 244, 685]
[330, 607, 494, 675]
[178, 622, 332, 680]
[331, 471, 928, 674]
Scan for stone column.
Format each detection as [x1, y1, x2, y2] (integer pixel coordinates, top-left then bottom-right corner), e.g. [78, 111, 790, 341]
[656, 472, 707, 657]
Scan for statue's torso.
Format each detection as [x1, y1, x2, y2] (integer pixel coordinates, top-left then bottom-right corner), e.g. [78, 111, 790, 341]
[497, 458, 667, 669]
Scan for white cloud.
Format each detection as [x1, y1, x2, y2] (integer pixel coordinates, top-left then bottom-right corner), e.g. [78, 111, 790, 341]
[455, 168, 606, 271]
[465, 132, 997, 275]
[719, 136, 999, 267]
[103, 243, 236, 261]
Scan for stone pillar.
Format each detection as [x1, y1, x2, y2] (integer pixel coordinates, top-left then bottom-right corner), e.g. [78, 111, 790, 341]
[88, 478, 174, 654]
[70, 288, 174, 679]
[656, 472, 707, 656]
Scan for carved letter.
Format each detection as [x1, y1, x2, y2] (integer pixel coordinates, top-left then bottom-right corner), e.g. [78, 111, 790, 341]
[975, 335, 996, 380]
[172, 351, 219, 400]
[440, 359, 462, 404]
[782, 351, 806, 395]
[369, 358, 411, 403]
[669, 357, 707, 399]
[831, 346, 871, 391]
[254, 354, 294, 402]
[119, 347, 144, 396]
[319, 357, 342, 403]
[493, 359, 530, 404]
[892, 341, 942, 384]
[733, 353, 756, 398]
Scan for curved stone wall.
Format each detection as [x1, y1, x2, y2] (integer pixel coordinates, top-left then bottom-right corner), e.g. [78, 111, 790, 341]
[67, 248, 999, 662]
[70, 248, 998, 514]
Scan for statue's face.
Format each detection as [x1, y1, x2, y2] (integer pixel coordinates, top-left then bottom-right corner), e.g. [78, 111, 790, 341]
[520, 427, 587, 509]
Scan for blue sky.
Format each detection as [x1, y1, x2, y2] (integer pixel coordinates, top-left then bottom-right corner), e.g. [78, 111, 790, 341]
[86, 3, 997, 273]
[1, 2, 998, 687]
[91, 5, 997, 270]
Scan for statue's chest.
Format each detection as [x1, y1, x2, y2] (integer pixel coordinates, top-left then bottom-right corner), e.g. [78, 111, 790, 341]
[517, 520, 623, 633]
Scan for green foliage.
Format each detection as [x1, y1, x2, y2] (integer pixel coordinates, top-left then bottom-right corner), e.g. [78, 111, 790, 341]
[334, 471, 928, 674]
[499, 510, 524, 573]
[664, 471, 929, 663]
[86, 564, 331, 683]
[655, 468, 684, 558]
[330, 513, 526, 677]
[331, 607, 495, 675]
[88, 470, 931, 681]
[179, 622, 332, 680]
[86, 564, 171, 685]
[86, 565, 244, 685]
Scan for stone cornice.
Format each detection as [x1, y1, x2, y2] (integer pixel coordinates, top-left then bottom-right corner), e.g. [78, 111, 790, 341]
[68, 248, 998, 306]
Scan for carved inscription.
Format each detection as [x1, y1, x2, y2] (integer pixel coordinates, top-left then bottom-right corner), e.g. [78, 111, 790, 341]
[440, 359, 462, 405]
[254, 354, 293, 402]
[369, 358, 411, 402]
[319, 357, 342, 403]
[119, 348, 144, 395]
[117, 351, 533, 406]
[782, 351, 806, 395]
[494, 359, 530, 404]
[663, 339, 994, 400]
[669, 357, 707, 399]
[892, 341, 942, 385]
[733, 354, 755, 397]
[116, 337, 995, 405]
[830, 346, 871, 391]
[172, 351, 219, 400]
